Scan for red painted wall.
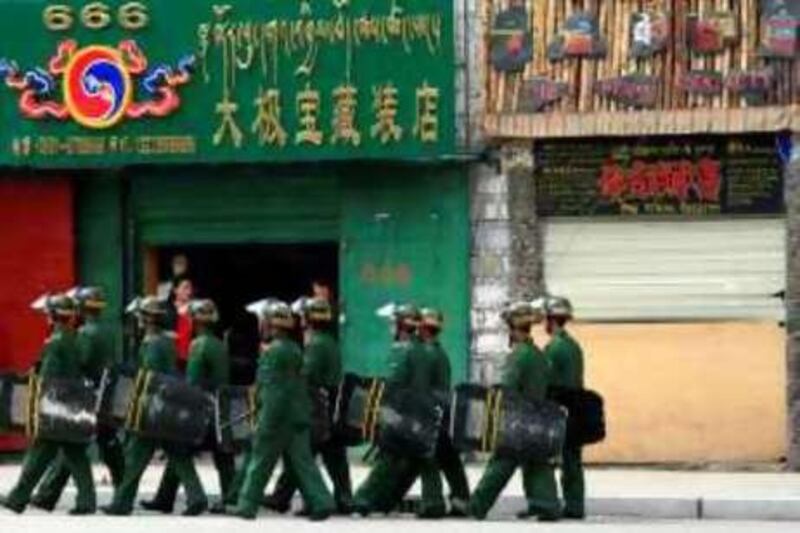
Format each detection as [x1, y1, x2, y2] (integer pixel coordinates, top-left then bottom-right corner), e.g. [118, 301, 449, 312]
[0, 177, 74, 450]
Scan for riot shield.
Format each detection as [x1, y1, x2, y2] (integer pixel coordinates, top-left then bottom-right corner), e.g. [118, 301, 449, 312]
[549, 386, 606, 447]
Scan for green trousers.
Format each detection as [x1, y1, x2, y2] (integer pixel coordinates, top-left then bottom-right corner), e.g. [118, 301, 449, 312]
[224, 447, 250, 506]
[32, 428, 124, 509]
[5, 440, 96, 512]
[108, 436, 207, 513]
[149, 442, 234, 509]
[469, 454, 559, 520]
[354, 450, 445, 516]
[235, 426, 334, 516]
[270, 439, 352, 511]
[560, 446, 585, 517]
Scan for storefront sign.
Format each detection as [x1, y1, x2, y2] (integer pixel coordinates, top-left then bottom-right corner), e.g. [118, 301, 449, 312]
[535, 135, 785, 217]
[0, 0, 455, 167]
[595, 75, 660, 109]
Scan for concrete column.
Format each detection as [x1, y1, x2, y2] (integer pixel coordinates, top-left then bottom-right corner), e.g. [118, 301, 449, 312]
[786, 132, 800, 469]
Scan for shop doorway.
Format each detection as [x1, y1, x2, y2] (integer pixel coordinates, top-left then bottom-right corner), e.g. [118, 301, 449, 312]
[147, 243, 339, 385]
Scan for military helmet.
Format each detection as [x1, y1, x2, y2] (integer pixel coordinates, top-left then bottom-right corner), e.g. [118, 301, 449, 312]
[248, 298, 295, 330]
[189, 299, 219, 323]
[420, 307, 444, 330]
[126, 296, 166, 317]
[304, 297, 333, 323]
[70, 286, 107, 311]
[545, 296, 573, 319]
[393, 303, 421, 329]
[31, 293, 78, 318]
[501, 300, 543, 329]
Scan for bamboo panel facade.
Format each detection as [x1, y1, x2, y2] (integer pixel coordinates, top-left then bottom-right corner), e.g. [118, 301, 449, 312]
[483, 0, 799, 138]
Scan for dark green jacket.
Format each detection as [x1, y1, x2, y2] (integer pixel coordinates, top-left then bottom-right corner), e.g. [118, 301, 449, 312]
[38, 326, 81, 379]
[78, 317, 118, 383]
[138, 331, 178, 374]
[187, 330, 229, 390]
[256, 334, 308, 432]
[502, 339, 550, 401]
[303, 330, 341, 389]
[545, 330, 584, 390]
[388, 336, 443, 391]
[424, 339, 451, 391]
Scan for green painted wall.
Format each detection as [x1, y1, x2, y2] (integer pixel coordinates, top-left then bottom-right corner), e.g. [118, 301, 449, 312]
[340, 164, 469, 383]
[75, 176, 124, 355]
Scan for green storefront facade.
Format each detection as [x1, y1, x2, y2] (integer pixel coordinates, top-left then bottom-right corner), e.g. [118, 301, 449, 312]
[0, 1, 470, 383]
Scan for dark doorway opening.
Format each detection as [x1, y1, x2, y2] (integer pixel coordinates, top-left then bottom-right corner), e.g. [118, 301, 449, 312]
[154, 243, 338, 385]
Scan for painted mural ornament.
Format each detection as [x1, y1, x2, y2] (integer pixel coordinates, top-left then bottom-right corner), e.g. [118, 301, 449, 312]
[0, 40, 195, 130]
[630, 11, 670, 58]
[413, 82, 439, 143]
[489, 4, 533, 72]
[726, 68, 776, 106]
[686, 11, 739, 54]
[251, 87, 287, 147]
[371, 83, 403, 144]
[595, 75, 660, 109]
[516, 77, 569, 113]
[547, 11, 607, 61]
[331, 83, 361, 146]
[679, 70, 724, 96]
[759, 0, 800, 58]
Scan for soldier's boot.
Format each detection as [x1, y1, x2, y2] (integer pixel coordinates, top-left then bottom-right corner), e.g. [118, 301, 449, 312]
[139, 464, 178, 513]
[31, 459, 70, 512]
[0, 495, 24, 514]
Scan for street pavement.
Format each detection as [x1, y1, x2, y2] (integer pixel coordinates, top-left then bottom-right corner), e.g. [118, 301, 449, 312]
[2, 461, 800, 524]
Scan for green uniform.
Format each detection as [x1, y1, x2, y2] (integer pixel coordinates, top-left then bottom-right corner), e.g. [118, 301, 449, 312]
[2, 326, 97, 514]
[234, 333, 335, 519]
[147, 330, 235, 510]
[353, 336, 446, 517]
[105, 332, 207, 514]
[269, 330, 353, 512]
[32, 317, 125, 510]
[469, 339, 560, 520]
[546, 329, 585, 518]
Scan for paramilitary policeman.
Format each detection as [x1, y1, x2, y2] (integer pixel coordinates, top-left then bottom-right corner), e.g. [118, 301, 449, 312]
[233, 299, 335, 521]
[544, 296, 585, 520]
[31, 287, 125, 512]
[265, 297, 353, 515]
[140, 299, 235, 514]
[0, 294, 97, 515]
[353, 303, 446, 519]
[419, 308, 471, 516]
[468, 301, 560, 521]
[102, 296, 208, 516]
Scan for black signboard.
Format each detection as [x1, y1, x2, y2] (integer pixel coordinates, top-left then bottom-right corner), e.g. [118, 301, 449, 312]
[535, 135, 786, 217]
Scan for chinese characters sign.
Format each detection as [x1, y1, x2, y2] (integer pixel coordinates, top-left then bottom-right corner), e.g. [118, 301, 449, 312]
[0, 0, 454, 167]
[535, 136, 785, 217]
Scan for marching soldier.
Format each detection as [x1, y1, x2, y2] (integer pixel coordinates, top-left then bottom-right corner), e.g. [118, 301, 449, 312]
[419, 308, 470, 515]
[102, 296, 208, 516]
[233, 299, 335, 520]
[140, 299, 235, 514]
[31, 287, 124, 511]
[468, 301, 560, 521]
[353, 304, 446, 519]
[265, 297, 353, 515]
[544, 296, 585, 520]
[0, 294, 97, 515]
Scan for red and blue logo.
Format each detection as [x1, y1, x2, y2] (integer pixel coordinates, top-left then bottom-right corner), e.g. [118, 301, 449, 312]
[0, 40, 195, 130]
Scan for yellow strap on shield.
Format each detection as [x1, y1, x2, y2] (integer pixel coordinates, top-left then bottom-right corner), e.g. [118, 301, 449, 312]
[132, 371, 153, 432]
[480, 388, 494, 453]
[368, 381, 385, 444]
[490, 389, 504, 453]
[124, 370, 145, 430]
[361, 379, 379, 440]
[247, 386, 257, 430]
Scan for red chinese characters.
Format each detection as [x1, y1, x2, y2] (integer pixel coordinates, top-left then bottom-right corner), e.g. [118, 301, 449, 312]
[598, 157, 722, 204]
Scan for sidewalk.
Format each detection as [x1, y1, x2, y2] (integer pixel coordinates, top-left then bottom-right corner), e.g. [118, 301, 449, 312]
[2, 462, 800, 521]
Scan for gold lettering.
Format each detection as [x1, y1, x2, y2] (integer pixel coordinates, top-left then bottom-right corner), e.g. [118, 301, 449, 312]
[252, 88, 287, 147]
[371, 83, 403, 144]
[214, 95, 244, 148]
[43, 5, 73, 31]
[413, 82, 439, 143]
[331, 83, 360, 146]
[119, 2, 149, 30]
[295, 83, 323, 145]
[81, 2, 112, 30]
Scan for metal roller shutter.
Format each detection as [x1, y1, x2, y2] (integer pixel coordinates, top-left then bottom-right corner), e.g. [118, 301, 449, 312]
[543, 218, 786, 321]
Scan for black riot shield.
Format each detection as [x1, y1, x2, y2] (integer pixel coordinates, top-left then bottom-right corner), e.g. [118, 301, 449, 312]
[548, 386, 606, 447]
[127, 372, 214, 446]
[309, 386, 332, 447]
[375, 385, 443, 460]
[0, 374, 31, 434]
[34, 377, 98, 444]
[450, 383, 492, 452]
[333, 373, 382, 446]
[215, 385, 255, 453]
[97, 371, 138, 428]
[493, 389, 566, 462]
